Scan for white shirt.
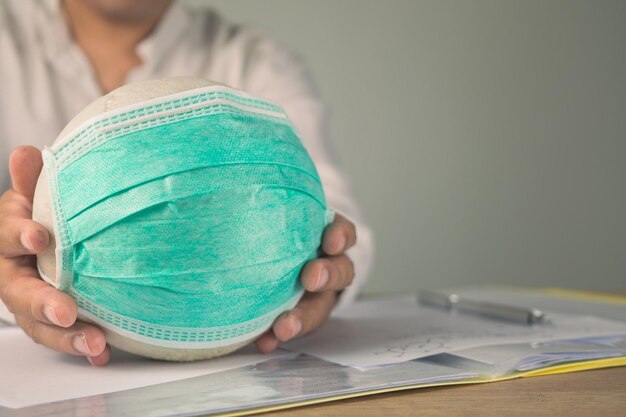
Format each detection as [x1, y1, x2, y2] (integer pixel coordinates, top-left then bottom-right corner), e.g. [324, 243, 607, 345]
[0, 0, 373, 309]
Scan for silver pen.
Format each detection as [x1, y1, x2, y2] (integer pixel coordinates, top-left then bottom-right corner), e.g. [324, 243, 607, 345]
[418, 290, 546, 325]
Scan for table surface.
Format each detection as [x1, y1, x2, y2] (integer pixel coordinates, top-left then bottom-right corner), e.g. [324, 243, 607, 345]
[260, 366, 626, 417]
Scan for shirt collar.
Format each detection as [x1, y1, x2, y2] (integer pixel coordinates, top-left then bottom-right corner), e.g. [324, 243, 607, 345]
[135, 2, 191, 71]
[38, 1, 191, 76]
[37, 0, 87, 80]
[38, 0, 68, 53]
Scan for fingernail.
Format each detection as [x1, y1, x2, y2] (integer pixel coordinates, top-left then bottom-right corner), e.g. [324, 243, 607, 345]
[334, 235, 346, 252]
[290, 319, 302, 339]
[43, 305, 62, 326]
[20, 232, 35, 252]
[315, 267, 329, 290]
[72, 334, 93, 356]
[262, 335, 279, 354]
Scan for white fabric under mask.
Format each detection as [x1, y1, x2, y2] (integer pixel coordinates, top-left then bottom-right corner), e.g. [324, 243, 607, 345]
[36, 84, 331, 353]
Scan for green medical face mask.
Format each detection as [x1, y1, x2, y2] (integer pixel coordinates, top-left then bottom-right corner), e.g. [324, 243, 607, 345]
[39, 86, 331, 350]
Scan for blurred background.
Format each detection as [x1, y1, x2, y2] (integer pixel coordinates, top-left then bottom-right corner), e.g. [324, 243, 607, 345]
[199, 0, 626, 294]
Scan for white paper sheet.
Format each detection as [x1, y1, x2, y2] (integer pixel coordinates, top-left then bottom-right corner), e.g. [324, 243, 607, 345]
[284, 296, 626, 368]
[0, 327, 293, 409]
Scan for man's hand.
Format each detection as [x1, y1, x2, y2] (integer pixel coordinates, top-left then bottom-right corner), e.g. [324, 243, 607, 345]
[255, 213, 356, 353]
[0, 146, 109, 366]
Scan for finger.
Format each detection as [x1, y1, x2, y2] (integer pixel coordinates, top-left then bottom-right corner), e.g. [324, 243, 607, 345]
[321, 213, 357, 255]
[9, 146, 43, 202]
[272, 291, 337, 342]
[87, 345, 111, 367]
[14, 315, 108, 358]
[300, 255, 354, 292]
[254, 330, 280, 354]
[0, 216, 49, 256]
[0, 259, 77, 327]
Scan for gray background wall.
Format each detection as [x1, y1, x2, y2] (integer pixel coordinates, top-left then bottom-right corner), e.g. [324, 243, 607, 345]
[200, 0, 626, 294]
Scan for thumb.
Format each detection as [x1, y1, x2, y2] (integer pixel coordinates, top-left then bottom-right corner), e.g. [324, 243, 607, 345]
[9, 146, 43, 202]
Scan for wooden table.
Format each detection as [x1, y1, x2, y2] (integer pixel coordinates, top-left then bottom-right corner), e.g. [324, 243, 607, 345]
[260, 366, 626, 417]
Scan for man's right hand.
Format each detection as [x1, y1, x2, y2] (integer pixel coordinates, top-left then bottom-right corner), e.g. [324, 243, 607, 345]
[0, 146, 110, 366]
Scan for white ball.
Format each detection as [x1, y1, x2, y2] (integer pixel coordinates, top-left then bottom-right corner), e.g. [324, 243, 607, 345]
[33, 77, 254, 361]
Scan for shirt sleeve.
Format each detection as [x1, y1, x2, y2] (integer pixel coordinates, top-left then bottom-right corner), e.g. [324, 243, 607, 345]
[238, 36, 374, 308]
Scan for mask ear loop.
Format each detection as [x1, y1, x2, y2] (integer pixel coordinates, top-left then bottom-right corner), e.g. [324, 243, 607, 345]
[40, 148, 74, 292]
[325, 209, 336, 226]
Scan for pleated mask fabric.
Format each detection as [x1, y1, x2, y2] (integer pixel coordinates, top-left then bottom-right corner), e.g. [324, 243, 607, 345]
[39, 86, 332, 349]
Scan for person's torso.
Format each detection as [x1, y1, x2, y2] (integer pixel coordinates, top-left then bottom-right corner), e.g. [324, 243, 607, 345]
[0, 0, 279, 190]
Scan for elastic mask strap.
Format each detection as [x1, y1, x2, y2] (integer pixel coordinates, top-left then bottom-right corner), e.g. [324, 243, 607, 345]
[42, 149, 74, 292]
